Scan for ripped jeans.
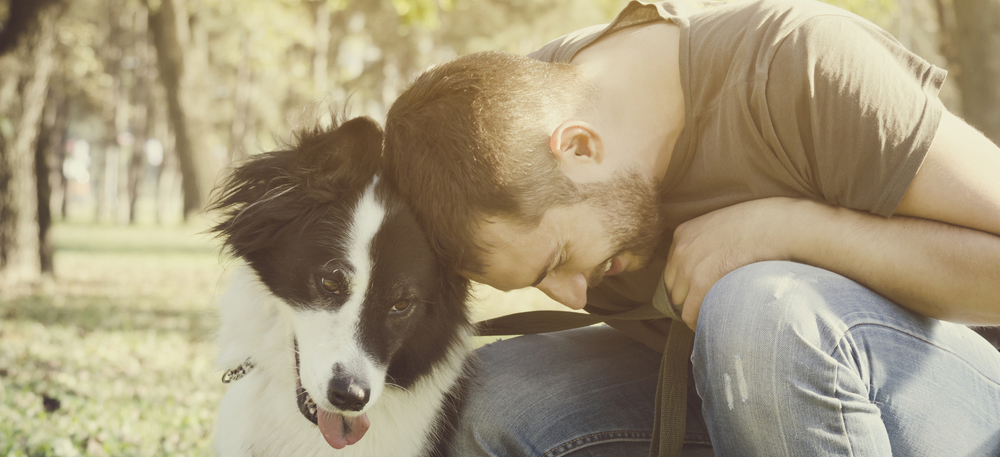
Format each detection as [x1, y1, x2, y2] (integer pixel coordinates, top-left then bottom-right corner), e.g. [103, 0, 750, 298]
[447, 261, 1000, 456]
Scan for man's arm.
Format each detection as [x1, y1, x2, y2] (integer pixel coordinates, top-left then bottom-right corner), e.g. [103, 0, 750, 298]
[664, 110, 1000, 329]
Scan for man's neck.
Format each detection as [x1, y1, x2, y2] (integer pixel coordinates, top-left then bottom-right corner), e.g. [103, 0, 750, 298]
[571, 22, 685, 185]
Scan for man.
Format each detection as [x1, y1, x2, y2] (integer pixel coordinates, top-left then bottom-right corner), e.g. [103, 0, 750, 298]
[383, 0, 1000, 456]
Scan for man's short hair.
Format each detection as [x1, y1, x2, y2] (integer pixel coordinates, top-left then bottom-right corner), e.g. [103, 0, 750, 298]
[384, 50, 592, 273]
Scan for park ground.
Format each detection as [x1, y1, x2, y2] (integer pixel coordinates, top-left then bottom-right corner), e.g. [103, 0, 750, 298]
[0, 221, 561, 456]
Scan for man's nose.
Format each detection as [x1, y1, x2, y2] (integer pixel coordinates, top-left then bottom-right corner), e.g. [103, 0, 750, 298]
[536, 272, 588, 309]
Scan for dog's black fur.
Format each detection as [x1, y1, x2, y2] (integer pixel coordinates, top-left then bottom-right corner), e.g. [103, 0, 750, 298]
[210, 116, 473, 456]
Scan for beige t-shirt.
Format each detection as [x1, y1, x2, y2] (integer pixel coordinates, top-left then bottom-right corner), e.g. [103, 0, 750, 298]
[530, 0, 947, 350]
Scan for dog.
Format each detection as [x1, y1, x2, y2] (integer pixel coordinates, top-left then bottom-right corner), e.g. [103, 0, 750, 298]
[209, 116, 474, 456]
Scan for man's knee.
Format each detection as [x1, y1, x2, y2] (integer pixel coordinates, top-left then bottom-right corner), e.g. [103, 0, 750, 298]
[697, 261, 843, 344]
[691, 262, 866, 443]
[690, 260, 882, 390]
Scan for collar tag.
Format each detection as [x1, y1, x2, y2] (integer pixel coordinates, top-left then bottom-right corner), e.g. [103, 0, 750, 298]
[222, 357, 255, 383]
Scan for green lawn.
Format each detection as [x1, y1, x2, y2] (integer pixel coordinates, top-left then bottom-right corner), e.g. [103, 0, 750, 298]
[0, 222, 226, 456]
[0, 221, 562, 456]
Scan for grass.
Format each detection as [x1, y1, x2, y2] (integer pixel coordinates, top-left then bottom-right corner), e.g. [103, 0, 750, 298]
[0, 220, 562, 456]
[0, 222, 225, 456]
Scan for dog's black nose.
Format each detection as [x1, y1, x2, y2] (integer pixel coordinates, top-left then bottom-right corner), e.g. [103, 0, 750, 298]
[328, 370, 370, 412]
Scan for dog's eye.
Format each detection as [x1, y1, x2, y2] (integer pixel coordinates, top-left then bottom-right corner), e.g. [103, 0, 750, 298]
[322, 278, 341, 293]
[391, 300, 411, 313]
[320, 270, 346, 295]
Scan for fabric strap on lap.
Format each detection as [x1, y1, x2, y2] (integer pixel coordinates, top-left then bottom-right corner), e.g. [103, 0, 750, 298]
[475, 280, 694, 457]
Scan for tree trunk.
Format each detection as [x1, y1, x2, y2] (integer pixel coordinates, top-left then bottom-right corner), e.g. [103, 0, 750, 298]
[153, 103, 177, 225]
[935, 0, 1000, 350]
[35, 84, 67, 277]
[936, 0, 1000, 143]
[952, 0, 1000, 143]
[0, 56, 22, 270]
[95, 77, 122, 224]
[48, 92, 70, 224]
[229, 31, 254, 161]
[0, 6, 60, 285]
[128, 2, 153, 224]
[0, 0, 60, 57]
[148, 0, 204, 220]
[313, 2, 332, 98]
[95, 0, 126, 223]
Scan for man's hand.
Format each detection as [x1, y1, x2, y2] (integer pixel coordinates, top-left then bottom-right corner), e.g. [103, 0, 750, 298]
[666, 111, 1000, 331]
[663, 197, 817, 330]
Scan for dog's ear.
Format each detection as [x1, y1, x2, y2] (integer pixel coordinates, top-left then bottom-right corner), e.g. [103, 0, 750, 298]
[209, 116, 384, 259]
[296, 116, 382, 192]
[208, 147, 305, 259]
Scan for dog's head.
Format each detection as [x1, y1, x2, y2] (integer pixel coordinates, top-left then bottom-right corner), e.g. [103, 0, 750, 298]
[211, 116, 470, 449]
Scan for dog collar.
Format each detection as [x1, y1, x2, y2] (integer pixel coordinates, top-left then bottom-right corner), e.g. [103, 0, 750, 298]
[222, 357, 255, 383]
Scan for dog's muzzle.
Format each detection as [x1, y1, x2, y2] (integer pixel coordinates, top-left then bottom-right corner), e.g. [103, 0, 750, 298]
[326, 366, 370, 412]
[293, 339, 372, 449]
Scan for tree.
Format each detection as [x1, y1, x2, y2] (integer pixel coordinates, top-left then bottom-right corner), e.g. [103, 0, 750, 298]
[0, 2, 63, 285]
[34, 83, 69, 275]
[936, 0, 1000, 144]
[0, 0, 61, 55]
[148, 0, 207, 220]
[127, 1, 154, 224]
[0, 5, 61, 276]
[93, 0, 127, 223]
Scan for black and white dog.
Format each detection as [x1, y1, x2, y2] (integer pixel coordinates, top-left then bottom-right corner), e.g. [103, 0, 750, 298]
[210, 116, 474, 456]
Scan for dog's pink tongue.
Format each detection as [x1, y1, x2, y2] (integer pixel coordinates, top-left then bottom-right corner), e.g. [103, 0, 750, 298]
[317, 408, 370, 449]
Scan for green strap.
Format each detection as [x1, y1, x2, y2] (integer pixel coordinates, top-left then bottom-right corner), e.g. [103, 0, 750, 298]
[648, 279, 694, 457]
[474, 281, 695, 457]
[476, 302, 667, 336]
[649, 318, 694, 457]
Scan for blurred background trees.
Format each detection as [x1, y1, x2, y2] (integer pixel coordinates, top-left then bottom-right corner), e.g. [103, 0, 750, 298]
[0, 0, 997, 288]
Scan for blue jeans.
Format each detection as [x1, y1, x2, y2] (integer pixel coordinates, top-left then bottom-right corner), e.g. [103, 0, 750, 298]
[449, 261, 1000, 456]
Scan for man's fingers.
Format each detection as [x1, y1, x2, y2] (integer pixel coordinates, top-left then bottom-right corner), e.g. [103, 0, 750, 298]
[665, 228, 694, 318]
[669, 269, 689, 312]
[681, 287, 707, 331]
[664, 242, 677, 291]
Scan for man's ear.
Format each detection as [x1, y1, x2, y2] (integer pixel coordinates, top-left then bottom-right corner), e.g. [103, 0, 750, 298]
[549, 121, 605, 180]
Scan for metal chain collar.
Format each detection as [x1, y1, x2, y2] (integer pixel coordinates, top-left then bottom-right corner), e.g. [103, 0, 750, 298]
[221, 357, 255, 383]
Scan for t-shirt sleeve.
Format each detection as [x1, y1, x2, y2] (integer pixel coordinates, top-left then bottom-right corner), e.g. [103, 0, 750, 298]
[763, 15, 947, 217]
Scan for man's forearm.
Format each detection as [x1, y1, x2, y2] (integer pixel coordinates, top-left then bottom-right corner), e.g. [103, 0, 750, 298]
[788, 199, 1000, 325]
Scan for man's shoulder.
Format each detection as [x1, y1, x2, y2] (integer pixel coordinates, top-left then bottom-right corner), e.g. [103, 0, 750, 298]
[528, 0, 868, 63]
[683, 0, 888, 83]
[528, 24, 608, 63]
[684, 0, 869, 40]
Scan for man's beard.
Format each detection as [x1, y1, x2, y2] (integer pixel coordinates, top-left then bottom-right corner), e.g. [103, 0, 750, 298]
[581, 168, 664, 287]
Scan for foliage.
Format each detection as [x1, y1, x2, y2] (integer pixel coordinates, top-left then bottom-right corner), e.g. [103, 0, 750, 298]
[824, 0, 898, 27]
[5, 0, 916, 230]
[42, 0, 634, 163]
[42, 0, 904, 158]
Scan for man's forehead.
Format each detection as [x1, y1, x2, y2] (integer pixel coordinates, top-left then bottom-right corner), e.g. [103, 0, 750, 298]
[474, 214, 535, 249]
[467, 215, 558, 291]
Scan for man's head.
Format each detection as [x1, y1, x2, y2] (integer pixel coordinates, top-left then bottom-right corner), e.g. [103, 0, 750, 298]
[384, 51, 591, 271]
[466, 169, 663, 308]
[384, 50, 663, 307]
